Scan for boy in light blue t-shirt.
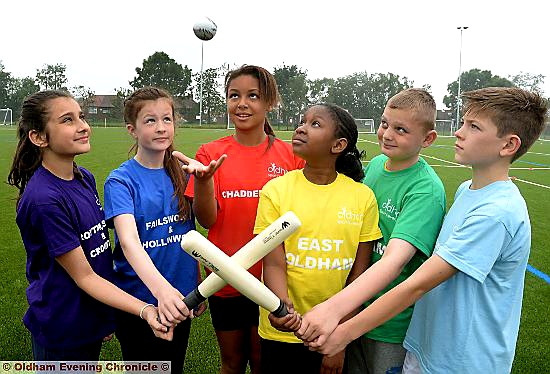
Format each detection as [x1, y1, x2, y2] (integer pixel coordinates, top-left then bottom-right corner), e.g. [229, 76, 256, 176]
[296, 88, 446, 374]
[297, 87, 548, 374]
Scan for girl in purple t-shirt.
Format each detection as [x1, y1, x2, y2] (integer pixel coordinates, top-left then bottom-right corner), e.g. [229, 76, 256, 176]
[7, 90, 171, 361]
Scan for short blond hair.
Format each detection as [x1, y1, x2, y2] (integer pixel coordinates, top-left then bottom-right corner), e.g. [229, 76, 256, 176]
[387, 88, 437, 131]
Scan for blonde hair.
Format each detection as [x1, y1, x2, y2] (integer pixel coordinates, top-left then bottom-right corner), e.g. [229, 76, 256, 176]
[387, 88, 437, 131]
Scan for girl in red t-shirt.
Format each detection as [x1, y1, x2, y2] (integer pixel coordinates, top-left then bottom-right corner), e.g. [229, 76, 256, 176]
[174, 65, 304, 374]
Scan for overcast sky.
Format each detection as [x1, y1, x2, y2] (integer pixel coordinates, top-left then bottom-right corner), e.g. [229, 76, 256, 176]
[2, 0, 549, 110]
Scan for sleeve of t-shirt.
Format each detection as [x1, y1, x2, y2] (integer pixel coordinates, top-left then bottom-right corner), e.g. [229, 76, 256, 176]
[254, 181, 280, 234]
[184, 175, 195, 199]
[103, 177, 135, 225]
[363, 162, 371, 176]
[436, 215, 510, 283]
[359, 189, 383, 242]
[185, 145, 216, 200]
[33, 202, 82, 258]
[195, 145, 211, 165]
[391, 192, 445, 258]
[184, 146, 207, 199]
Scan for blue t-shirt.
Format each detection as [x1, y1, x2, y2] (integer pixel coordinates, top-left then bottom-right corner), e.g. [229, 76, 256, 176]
[104, 158, 198, 304]
[404, 180, 530, 373]
[16, 166, 115, 349]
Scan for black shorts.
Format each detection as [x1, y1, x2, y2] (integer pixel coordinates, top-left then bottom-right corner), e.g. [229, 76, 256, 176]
[208, 295, 259, 331]
[260, 338, 323, 374]
[115, 310, 192, 374]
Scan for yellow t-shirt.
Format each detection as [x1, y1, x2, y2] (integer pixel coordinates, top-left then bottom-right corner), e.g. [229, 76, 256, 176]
[254, 170, 382, 343]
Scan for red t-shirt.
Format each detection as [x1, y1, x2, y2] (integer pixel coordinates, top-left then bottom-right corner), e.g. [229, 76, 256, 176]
[185, 135, 305, 297]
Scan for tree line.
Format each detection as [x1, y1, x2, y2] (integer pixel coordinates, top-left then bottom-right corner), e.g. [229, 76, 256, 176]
[1, 52, 547, 125]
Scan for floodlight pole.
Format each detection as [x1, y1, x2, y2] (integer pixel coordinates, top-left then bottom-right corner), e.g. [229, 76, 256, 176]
[199, 41, 204, 127]
[456, 26, 468, 128]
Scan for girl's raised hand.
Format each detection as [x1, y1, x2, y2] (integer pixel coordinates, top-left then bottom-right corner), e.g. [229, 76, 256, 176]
[172, 151, 227, 180]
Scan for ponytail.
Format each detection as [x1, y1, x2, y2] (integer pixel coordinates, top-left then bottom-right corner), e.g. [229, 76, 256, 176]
[335, 147, 365, 182]
[319, 103, 366, 182]
[8, 90, 73, 202]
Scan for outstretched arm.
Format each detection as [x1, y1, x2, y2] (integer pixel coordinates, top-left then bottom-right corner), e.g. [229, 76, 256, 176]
[113, 214, 191, 326]
[318, 241, 373, 374]
[172, 151, 226, 228]
[56, 246, 173, 341]
[297, 238, 416, 343]
[312, 254, 457, 356]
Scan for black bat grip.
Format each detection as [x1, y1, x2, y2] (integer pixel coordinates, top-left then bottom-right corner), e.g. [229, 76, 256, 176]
[272, 299, 289, 318]
[183, 288, 206, 311]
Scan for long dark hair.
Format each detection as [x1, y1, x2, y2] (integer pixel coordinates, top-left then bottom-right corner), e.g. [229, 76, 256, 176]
[225, 65, 281, 147]
[319, 103, 365, 182]
[123, 87, 191, 220]
[8, 90, 74, 200]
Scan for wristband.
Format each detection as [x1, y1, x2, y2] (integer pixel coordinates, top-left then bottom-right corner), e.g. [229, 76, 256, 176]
[139, 303, 155, 319]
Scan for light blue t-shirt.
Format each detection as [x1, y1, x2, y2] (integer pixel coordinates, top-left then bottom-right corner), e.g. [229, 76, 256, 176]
[404, 179, 531, 374]
[104, 158, 198, 304]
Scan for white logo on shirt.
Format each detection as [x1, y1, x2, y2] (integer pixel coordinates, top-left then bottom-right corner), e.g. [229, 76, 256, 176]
[337, 207, 364, 226]
[267, 162, 288, 177]
[95, 195, 103, 211]
[221, 189, 260, 198]
[373, 241, 385, 255]
[381, 198, 400, 221]
[287, 237, 352, 270]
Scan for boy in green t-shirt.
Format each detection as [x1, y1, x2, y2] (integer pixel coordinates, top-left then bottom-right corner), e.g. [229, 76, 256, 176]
[296, 88, 446, 374]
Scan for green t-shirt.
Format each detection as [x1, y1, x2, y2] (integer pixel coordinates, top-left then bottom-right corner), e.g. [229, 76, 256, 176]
[363, 154, 446, 343]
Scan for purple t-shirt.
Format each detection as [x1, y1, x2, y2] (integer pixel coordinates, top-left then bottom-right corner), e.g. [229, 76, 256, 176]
[16, 166, 115, 349]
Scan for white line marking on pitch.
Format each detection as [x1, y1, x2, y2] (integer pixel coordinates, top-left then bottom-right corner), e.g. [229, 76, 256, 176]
[420, 154, 464, 166]
[527, 151, 550, 156]
[510, 177, 550, 189]
[359, 138, 550, 190]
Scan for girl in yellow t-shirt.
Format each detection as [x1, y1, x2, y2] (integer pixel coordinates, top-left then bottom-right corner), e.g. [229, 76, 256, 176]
[254, 103, 382, 374]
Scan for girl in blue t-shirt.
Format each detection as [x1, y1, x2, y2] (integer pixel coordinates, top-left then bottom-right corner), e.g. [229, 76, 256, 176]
[7, 90, 170, 361]
[103, 87, 203, 374]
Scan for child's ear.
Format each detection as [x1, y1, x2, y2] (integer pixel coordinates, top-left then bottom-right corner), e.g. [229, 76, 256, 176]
[28, 130, 48, 148]
[500, 134, 521, 158]
[331, 138, 348, 154]
[126, 123, 137, 139]
[422, 130, 437, 148]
